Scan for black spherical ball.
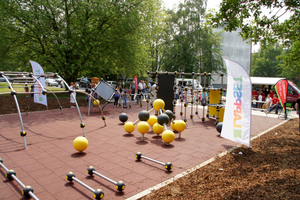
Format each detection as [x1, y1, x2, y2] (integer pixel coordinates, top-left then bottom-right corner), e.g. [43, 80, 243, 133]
[216, 122, 223, 133]
[157, 113, 169, 125]
[138, 110, 149, 121]
[165, 110, 174, 120]
[119, 113, 128, 123]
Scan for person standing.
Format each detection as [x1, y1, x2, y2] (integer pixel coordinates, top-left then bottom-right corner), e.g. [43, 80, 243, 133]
[70, 82, 76, 108]
[130, 81, 136, 101]
[114, 86, 120, 107]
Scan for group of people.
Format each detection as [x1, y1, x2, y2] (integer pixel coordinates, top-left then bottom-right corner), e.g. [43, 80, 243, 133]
[252, 87, 281, 114]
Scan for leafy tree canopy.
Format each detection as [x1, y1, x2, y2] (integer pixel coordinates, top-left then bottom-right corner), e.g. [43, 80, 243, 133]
[209, 0, 300, 46]
[0, 0, 164, 83]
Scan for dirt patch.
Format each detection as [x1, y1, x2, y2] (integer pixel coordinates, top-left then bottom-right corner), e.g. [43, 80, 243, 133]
[141, 120, 300, 200]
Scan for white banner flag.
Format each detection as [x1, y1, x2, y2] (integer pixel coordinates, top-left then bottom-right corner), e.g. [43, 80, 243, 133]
[221, 57, 252, 147]
[30, 60, 47, 106]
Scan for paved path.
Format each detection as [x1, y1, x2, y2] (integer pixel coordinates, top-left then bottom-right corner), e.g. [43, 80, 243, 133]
[0, 103, 287, 199]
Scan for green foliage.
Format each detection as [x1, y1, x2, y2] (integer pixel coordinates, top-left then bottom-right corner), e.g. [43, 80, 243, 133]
[0, 0, 164, 83]
[280, 41, 300, 85]
[159, 0, 223, 74]
[250, 44, 284, 77]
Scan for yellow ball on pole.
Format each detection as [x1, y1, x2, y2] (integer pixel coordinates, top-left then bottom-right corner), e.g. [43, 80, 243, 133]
[73, 136, 89, 152]
[170, 120, 177, 131]
[147, 115, 157, 126]
[124, 121, 135, 134]
[174, 120, 186, 132]
[152, 123, 164, 135]
[153, 99, 165, 111]
[162, 130, 175, 144]
[137, 122, 149, 134]
[93, 100, 100, 106]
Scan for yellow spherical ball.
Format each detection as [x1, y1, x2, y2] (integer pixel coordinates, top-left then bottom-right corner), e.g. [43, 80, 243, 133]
[147, 115, 157, 126]
[124, 121, 135, 133]
[137, 121, 149, 134]
[93, 100, 100, 106]
[170, 120, 177, 131]
[161, 130, 175, 144]
[153, 99, 165, 111]
[174, 120, 186, 132]
[73, 136, 88, 152]
[152, 123, 164, 135]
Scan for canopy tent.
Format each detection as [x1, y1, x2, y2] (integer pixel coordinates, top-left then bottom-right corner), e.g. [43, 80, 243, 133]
[250, 77, 285, 85]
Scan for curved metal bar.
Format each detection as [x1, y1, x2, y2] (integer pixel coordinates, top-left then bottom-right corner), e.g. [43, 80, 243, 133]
[45, 88, 63, 114]
[0, 74, 27, 149]
[57, 76, 86, 136]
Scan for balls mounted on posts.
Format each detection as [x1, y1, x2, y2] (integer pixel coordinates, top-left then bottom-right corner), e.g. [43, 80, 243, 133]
[216, 122, 223, 133]
[147, 115, 157, 126]
[157, 113, 169, 126]
[93, 100, 100, 106]
[137, 122, 149, 134]
[124, 121, 135, 134]
[165, 110, 174, 121]
[138, 110, 150, 121]
[152, 123, 164, 135]
[161, 130, 175, 144]
[73, 136, 89, 152]
[119, 113, 128, 123]
[153, 99, 165, 111]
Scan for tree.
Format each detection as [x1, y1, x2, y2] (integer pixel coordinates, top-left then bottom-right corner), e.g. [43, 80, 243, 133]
[0, 0, 164, 83]
[251, 44, 283, 77]
[209, 0, 300, 80]
[159, 0, 223, 75]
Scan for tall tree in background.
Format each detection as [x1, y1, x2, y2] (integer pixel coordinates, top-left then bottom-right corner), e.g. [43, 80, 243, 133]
[251, 44, 283, 77]
[0, 0, 164, 83]
[210, 0, 300, 80]
[160, 0, 223, 74]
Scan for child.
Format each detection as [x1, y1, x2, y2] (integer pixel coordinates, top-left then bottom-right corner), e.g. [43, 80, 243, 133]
[123, 89, 127, 108]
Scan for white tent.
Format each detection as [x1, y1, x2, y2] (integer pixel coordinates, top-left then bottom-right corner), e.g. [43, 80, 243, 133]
[250, 77, 285, 85]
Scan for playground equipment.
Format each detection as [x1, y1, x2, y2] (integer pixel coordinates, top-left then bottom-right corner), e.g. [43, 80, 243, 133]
[1, 69, 108, 149]
[137, 121, 150, 140]
[216, 122, 223, 133]
[152, 123, 164, 135]
[87, 166, 125, 192]
[124, 121, 135, 134]
[119, 113, 128, 123]
[66, 172, 104, 200]
[173, 120, 187, 138]
[88, 80, 115, 115]
[0, 158, 39, 200]
[73, 136, 89, 152]
[206, 88, 225, 124]
[146, 71, 226, 124]
[135, 152, 173, 171]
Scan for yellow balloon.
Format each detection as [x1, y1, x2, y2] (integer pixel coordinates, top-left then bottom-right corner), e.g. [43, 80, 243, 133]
[170, 120, 177, 131]
[93, 100, 100, 106]
[153, 99, 165, 111]
[162, 130, 175, 144]
[147, 115, 157, 126]
[152, 123, 164, 135]
[174, 120, 186, 132]
[73, 136, 89, 152]
[124, 122, 135, 133]
[137, 121, 149, 134]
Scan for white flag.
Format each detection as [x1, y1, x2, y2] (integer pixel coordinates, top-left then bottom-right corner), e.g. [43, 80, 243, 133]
[221, 57, 252, 147]
[30, 60, 47, 106]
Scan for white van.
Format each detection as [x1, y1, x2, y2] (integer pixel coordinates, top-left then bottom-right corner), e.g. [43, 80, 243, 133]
[175, 78, 202, 90]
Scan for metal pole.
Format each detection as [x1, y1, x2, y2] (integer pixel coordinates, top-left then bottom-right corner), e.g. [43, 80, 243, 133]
[141, 155, 165, 166]
[92, 171, 117, 185]
[72, 177, 95, 193]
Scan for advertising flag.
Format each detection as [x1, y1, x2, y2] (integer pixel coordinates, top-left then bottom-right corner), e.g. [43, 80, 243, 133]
[133, 75, 138, 92]
[30, 60, 47, 106]
[221, 57, 252, 147]
[275, 79, 288, 112]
